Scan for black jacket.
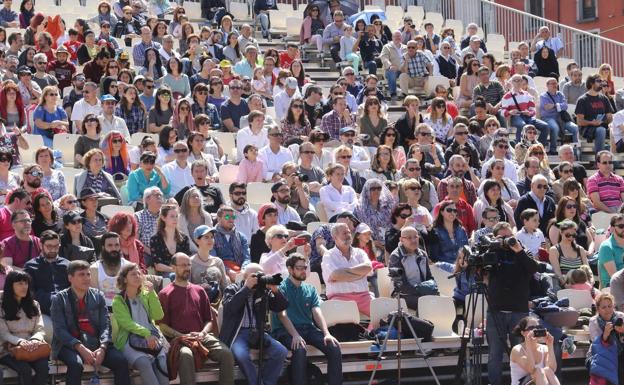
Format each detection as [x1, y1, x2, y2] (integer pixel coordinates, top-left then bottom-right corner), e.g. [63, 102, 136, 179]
[443, 140, 480, 170]
[24, 255, 70, 315]
[513, 192, 556, 234]
[220, 281, 288, 347]
[487, 248, 538, 312]
[343, 169, 366, 194]
[395, 112, 423, 152]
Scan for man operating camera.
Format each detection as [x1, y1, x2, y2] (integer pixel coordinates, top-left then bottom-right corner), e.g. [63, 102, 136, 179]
[221, 264, 289, 385]
[485, 222, 539, 385]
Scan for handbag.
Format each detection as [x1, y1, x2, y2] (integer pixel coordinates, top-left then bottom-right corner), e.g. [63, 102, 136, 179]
[125, 297, 164, 356]
[546, 92, 572, 122]
[7, 341, 51, 362]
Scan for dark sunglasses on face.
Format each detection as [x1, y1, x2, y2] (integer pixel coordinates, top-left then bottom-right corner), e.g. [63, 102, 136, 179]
[142, 158, 156, 164]
[563, 232, 576, 238]
[398, 213, 411, 219]
[406, 186, 422, 191]
[613, 224, 624, 229]
[370, 186, 382, 192]
[565, 204, 578, 209]
[174, 148, 188, 153]
[497, 144, 509, 149]
[445, 207, 458, 213]
[28, 170, 43, 177]
[0, 157, 10, 162]
[292, 104, 304, 109]
[112, 139, 123, 144]
[85, 118, 98, 123]
[230, 86, 242, 90]
[601, 161, 614, 165]
[232, 191, 247, 196]
[273, 234, 289, 239]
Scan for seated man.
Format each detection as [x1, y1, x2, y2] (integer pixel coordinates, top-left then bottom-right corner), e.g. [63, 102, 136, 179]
[221, 263, 288, 385]
[587, 151, 624, 213]
[51, 260, 130, 385]
[398, 39, 432, 97]
[0, 209, 41, 268]
[321, 223, 373, 316]
[272, 254, 342, 385]
[389, 226, 435, 310]
[212, 206, 251, 281]
[158, 253, 235, 385]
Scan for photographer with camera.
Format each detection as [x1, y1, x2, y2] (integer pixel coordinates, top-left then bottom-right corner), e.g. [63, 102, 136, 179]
[388, 226, 437, 310]
[509, 316, 560, 385]
[280, 162, 319, 224]
[221, 263, 288, 385]
[486, 222, 539, 385]
[588, 292, 624, 385]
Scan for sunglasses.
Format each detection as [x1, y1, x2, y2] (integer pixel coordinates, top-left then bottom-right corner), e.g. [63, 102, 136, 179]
[230, 86, 242, 90]
[112, 139, 123, 144]
[485, 216, 500, 221]
[339, 155, 352, 159]
[142, 158, 156, 164]
[614, 224, 624, 229]
[269, 133, 284, 137]
[174, 148, 188, 153]
[0, 157, 10, 162]
[398, 213, 412, 219]
[406, 186, 422, 191]
[531, 151, 544, 156]
[231, 191, 247, 196]
[497, 144, 509, 149]
[273, 234, 289, 239]
[563, 232, 576, 238]
[455, 131, 468, 136]
[601, 161, 614, 165]
[419, 132, 432, 137]
[565, 204, 578, 209]
[301, 151, 315, 154]
[145, 85, 154, 89]
[66, 200, 79, 205]
[445, 208, 458, 213]
[28, 170, 43, 177]
[561, 169, 572, 174]
[292, 104, 304, 109]
[370, 186, 382, 192]
[224, 214, 237, 220]
[160, 93, 171, 98]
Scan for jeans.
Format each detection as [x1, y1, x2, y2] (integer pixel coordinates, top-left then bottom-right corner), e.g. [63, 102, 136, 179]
[584, 125, 608, 153]
[385, 69, 401, 96]
[0, 354, 48, 385]
[275, 325, 342, 385]
[543, 117, 579, 152]
[486, 310, 528, 385]
[257, 13, 270, 38]
[510, 115, 549, 145]
[231, 328, 288, 385]
[364, 60, 377, 76]
[133, 356, 169, 385]
[57, 345, 130, 385]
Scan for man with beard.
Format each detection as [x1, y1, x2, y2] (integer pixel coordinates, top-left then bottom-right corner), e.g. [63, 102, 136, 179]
[63, 73, 85, 123]
[0, 209, 42, 268]
[20, 165, 47, 201]
[174, 160, 225, 213]
[0, 188, 31, 241]
[437, 155, 477, 205]
[270, 180, 301, 225]
[271, 253, 342, 385]
[89, 232, 131, 307]
[212, 206, 251, 282]
[1, 54, 17, 83]
[221, 263, 288, 385]
[575, 73, 614, 154]
[158, 253, 235, 385]
[321, 222, 372, 316]
[228, 183, 258, 242]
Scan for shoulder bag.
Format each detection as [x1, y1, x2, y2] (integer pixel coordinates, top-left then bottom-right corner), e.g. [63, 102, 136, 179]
[546, 92, 572, 122]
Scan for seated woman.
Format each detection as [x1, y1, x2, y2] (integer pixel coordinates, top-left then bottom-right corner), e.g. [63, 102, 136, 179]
[187, 132, 219, 180]
[114, 85, 146, 135]
[162, 57, 191, 99]
[79, 188, 108, 254]
[33, 86, 69, 148]
[32, 192, 62, 237]
[126, 151, 170, 208]
[319, 164, 358, 219]
[354, 179, 396, 248]
[111, 263, 168, 385]
[551, 162, 585, 203]
[0, 271, 49, 385]
[547, 195, 593, 252]
[74, 148, 122, 202]
[428, 200, 469, 264]
[74, 113, 102, 168]
[365, 145, 400, 181]
[155, 125, 177, 166]
[548, 219, 589, 288]
[510, 316, 560, 385]
[35, 147, 65, 201]
[171, 98, 195, 140]
[108, 213, 147, 273]
[250, 204, 278, 263]
[473, 179, 515, 228]
[380, 126, 406, 171]
[0, 149, 20, 204]
[150, 204, 190, 279]
[177, 187, 213, 253]
[59, 210, 96, 263]
[101, 131, 131, 182]
[588, 293, 624, 385]
[259, 225, 298, 277]
[190, 225, 228, 302]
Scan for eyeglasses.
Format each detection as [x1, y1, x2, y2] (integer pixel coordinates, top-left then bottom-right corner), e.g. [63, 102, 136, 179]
[112, 139, 123, 144]
[601, 161, 614, 165]
[370, 186, 382, 192]
[174, 148, 188, 153]
[565, 204, 578, 209]
[69, 220, 82, 225]
[485, 216, 500, 221]
[196, 91, 208, 95]
[231, 191, 247, 196]
[224, 214, 237, 220]
[66, 200, 78, 205]
[535, 184, 548, 190]
[419, 132, 432, 137]
[229, 86, 242, 90]
[614, 224, 624, 229]
[108, 65, 118, 69]
[269, 133, 283, 137]
[36, 61, 47, 65]
[0, 157, 10, 162]
[406, 186, 422, 191]
[27, 170, 43, 177]
[142, 158, 156, 165]
[332, 92, 344, 96]
[47, 93, 58, 97]
[145, 85, 154, 89]
[407, 46, 417, 50]
[444, 208, 458, 213]
[273, 234, 289, 239]
[455, 131, 468, 136]
[14, 218, 32, 224]
[85, 118, 98, 123]
[531, 151, 544, 156]
[497, 144, 509, 149]
[301, 151, 315, 154]
[339, 155, 352, 159]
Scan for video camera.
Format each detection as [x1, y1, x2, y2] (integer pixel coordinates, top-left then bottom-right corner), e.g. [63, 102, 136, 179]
[252, 272, 283, 291]
[463, 235, 518, 269]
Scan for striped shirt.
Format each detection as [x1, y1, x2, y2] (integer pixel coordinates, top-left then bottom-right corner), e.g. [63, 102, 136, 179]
[586, 172, 624, 208]
[501, 90, 536, 118]
[472, 80, 505, 106]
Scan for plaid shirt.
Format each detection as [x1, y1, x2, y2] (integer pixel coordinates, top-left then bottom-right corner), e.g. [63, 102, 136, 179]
[406, 51, 431, 77]
[135, 209, 159, 249]
[114, 104, 145, 135]
[191, 102, 221, 131]
[319, 109, 355, 140]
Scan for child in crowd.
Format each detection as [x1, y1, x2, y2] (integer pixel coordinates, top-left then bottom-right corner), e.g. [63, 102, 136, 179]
[62, 28, 81, 63]
[515, 208, 546, 259]
[236, 144, 264, 183]
[565, 268, 597, 298]
[339, 25, 361, 76]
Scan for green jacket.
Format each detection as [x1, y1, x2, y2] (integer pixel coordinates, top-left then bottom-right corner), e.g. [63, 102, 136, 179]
[111, 289, 164, 351]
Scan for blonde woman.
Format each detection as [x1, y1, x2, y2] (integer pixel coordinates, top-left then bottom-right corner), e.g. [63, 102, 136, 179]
[32, 86, 68, 147]
[599, 63, 615, 96]
[424, 97, 454, 144]
[519, 143, 555, 183]
[178, 187, 213, 253]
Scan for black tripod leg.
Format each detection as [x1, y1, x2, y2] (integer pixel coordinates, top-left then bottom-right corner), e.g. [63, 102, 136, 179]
[402, 315, 442, 385]
[454, 291, 476, 385]
[367, 313, 398, 385]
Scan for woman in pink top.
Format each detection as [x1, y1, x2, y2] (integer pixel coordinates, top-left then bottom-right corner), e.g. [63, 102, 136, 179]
[236, 144, 265, 183]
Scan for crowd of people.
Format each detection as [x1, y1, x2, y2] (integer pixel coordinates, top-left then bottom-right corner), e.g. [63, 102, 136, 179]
[0, 0, 622, 384]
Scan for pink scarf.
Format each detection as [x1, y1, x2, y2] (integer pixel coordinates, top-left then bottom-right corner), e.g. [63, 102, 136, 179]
[120, 237, 140, 265]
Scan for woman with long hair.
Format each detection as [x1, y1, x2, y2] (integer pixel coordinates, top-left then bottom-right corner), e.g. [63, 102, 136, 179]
[108, 213, 147, 272]
[429, 200, 469, 264]
[380, 126, 406, 170]
[171, 98, 194, 140]
[191, 82, 221, 130]
[424, 97, 454, 144]
[163, 57, 191, 99]
[548, 219, 589, 287]
[114, 85, 146, 135]
[168, 6, 186, 36]
[208, 77, 226, 108]
[354, 178, 397, 246]
[112, 263, 168, 385]
[101, 130, 130, 180]
[102, 60, 120, 82]
[367, 145, 399, 181]
[33, 86, 69, 147]
[101, 76, 119, 101]
[36, 147, 65, 201]
[280, 97, 311, 144]
[0, 149, 20, 204]
[551, 161, 584, 203]
[456, 53, 475, 85]
[547, 195, 593, 252]
[319, 163, 358, 218]
[0, 271, 48, 385]
[289, 59, 308, 88]
[521, 143, 555, 182]
[562, 179, 592, 224]
[472, 179, 515, 227]
[140, 47, 166, 83]
[395, 96, 423, 152]
[359, 96, 387, 146]
[187, 132, 219, 178]
[19, 0, 35, 29]
[32, 192, 62, 237]
[300, 5, 324, 51]
[74, 113, 102, 167]
[152, 20, 168, 44]
[457, 58, 480, 110]
[156, 125, 177, 166]
[534, 47, 559, 79]
[150, 204, 190, 278]
[599, 63, 615, 96]
[194, 114, 223, 160]
[178, 187, 213, 252]
[480, 159, 520, 208]
[0, 82, 26, 128]
[223, 32, 241, 64]
[509, 316, 560, 385]
[179, 22, 194, 54]
[148, 86, 174, 134]
[219, 15, 237, 45]
[60, 210, 95, 262]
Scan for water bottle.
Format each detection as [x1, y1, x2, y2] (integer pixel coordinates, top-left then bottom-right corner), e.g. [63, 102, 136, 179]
[223, 154, 229, 165]
[89, 374, 100, 385]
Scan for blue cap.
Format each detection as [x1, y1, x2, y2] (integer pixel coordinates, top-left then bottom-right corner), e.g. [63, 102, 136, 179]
[101, 94, 116, 102]
[193, 225, 216, 240]
[339, 126, 356, 135]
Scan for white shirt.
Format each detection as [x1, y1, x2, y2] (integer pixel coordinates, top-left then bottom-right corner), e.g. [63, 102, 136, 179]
[70, 99, 102, 133]
[613, 109, 624, 144]
[275, 202, 301, 225]
[236, 126, 268, 162]
[515, 227, 545, 258]
[258, 145, 294, 180]
[319, 184, 357, 218]
[321, 246, 372, 297]
[239, 114, 275, 131]
[161, 160, 194, 196]
[98, 114, 130, 139]
[481, 157, 519, 184]
[336, 145, 369, 171]
[232, 204, 259, 242]
[274, 89, 301, 121]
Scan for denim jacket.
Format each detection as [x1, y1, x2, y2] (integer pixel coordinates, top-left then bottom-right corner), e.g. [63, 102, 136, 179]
[50, 287, 111, 357]
[428, 225, 469, 264]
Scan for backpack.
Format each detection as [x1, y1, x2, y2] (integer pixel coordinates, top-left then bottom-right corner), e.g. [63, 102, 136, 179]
[379, 313, 435, 342]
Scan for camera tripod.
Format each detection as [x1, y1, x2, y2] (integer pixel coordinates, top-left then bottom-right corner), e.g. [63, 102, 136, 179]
[368, 287, 441, 385]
